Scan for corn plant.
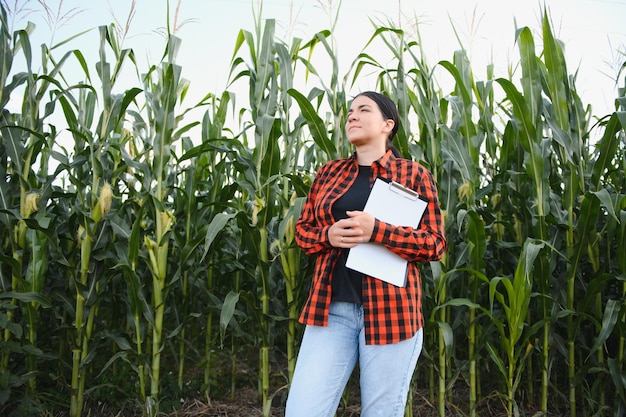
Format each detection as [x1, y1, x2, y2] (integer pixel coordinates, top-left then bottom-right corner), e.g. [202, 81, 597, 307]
[228, 9, 283, 412]
[113, 194, 150, 405]
[127, 33, 197, 413]
[177, 91, 236, 398]
[50, 21, 140, 416]
[274, 36, 308, 384]
[438, 46, 493, 417]
[487, 239, 543, 416]
[170, 91, 236, 399]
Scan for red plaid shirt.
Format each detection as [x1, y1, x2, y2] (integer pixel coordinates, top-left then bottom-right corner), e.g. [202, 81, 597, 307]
[295, 150, 447, 345]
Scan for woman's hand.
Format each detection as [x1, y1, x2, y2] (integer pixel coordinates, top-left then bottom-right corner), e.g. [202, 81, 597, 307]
[329, 211, 374, 247]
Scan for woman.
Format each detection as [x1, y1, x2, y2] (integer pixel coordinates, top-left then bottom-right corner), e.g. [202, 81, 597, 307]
[285, 91, 447, 417]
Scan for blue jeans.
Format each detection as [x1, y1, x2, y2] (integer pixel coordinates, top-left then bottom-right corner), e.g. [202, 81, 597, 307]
[285, 302, 423, 417]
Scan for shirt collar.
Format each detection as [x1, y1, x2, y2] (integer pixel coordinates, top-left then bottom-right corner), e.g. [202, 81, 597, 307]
[349, 149, 396, 169]
[377, 149, 396, 169]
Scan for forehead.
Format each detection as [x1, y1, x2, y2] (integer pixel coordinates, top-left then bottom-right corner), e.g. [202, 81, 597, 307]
[348, 95, 378, 110]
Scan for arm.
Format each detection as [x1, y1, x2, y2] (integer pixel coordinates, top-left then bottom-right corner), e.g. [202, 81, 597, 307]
[347, 168, 446, 263]
[294, 167, 333, 256]
[375, 168, 446, 262]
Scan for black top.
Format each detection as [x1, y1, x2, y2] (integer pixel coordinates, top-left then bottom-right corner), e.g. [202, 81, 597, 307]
[331, 165, 371, 304]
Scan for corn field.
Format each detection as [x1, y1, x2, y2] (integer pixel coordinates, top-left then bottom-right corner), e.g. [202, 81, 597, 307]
[0, 1, 625, 416]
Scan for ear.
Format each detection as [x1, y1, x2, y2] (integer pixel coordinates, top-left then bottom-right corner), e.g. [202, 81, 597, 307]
[382, 119, 394, 134]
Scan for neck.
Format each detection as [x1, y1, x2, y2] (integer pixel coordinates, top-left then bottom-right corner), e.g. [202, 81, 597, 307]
[356, 145, 386, 166]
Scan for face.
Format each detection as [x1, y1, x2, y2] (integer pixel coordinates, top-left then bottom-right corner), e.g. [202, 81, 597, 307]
[345, 95, 394, 148]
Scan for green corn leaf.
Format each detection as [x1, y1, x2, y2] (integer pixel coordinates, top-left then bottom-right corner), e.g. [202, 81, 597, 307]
[0, 72, 28, 109]
[570, 193, 601, 268]
[201, 212, 237, 262]
[1, 125, 25, 175]
[466, 209, 486, 270]
[619, 209, 626, 274]
[25, 229, 48, 296]
[496, 78, 537, 149]
[72, 49, 91, 82]
[97, 351, 129, 379]
[228, 30, 252, 77]
[49, 27, 94, 51]
[219, 291, 240, 348]
[607, 358, 626, 401]
[200, 91, 231, 140]
[253, 19, 275, 108]
[440, 125, 474, 183]
[591, 112, 622, 190]
[180, 233, 207, 268]
[349, 52, 380, 87]
[431, 298, 486, 315]
[439, 59, 472, 107]
[486, 341, 508, 381]
[588, 299, 622, 357]
[0, 291, 52, 307]
[436, 321, 454, 356]
[16, 29, 32, 71]
[288, 88, 336, 159]
[516, 27, 541, 121]
[592, 188, 619, 223]
[275, 42, 294, 97]
[113, 264, 142, 318]
[542, 10, 569, 131]
[0, 176, 14, 228]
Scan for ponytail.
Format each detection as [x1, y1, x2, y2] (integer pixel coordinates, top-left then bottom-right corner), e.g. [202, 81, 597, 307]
[387, 142, 402, 158]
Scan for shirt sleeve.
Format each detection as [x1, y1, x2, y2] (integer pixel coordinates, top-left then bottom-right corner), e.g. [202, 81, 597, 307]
[295, 166, 333, 255]
[369, 168, 447, 263]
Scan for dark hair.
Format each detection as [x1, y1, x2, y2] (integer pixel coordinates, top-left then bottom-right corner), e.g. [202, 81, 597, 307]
[354, 91, 401, 157]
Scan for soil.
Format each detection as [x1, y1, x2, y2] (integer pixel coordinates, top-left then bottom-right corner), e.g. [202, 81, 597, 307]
[77, 353, 563, 417]
[80, 382, 562, 417]
[163, 386, 533, 417]
[172, 387, 439, 417]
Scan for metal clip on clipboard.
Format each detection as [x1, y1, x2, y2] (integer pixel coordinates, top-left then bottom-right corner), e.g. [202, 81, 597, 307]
[389, 181, 419, 201]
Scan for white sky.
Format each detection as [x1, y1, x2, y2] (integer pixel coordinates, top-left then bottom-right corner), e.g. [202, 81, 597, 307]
[6, 0, 626, 118]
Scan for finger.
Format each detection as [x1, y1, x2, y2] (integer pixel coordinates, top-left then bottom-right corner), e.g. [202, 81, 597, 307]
[345, 228, 364, 238]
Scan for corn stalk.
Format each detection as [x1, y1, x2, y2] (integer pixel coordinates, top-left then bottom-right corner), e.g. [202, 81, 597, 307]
[274, 33, 303, 384]
[488, 239, 544, 416]
[135, 33, 190, 413]
[229, 10, 282, 412]
[278, 196, 304, 382]
[539, 12, 585, 415]
[49, 23, 139, 416]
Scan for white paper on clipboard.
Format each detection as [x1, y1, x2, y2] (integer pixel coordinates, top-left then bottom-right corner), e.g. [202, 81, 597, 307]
[345, 178, 428, 287]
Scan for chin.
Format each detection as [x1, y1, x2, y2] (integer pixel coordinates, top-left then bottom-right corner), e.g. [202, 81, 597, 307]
[347, 137, 362, 146]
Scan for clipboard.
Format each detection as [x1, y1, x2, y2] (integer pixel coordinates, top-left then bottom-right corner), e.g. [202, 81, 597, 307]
[345, 178, 429, 287]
